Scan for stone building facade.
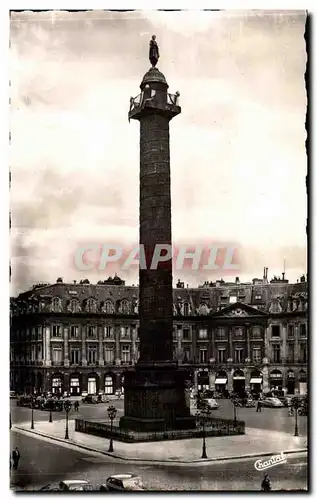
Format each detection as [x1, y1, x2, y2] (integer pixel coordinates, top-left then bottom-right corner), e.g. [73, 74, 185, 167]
[10, 274, 308, 396]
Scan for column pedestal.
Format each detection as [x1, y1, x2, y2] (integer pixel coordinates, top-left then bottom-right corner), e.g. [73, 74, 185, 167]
[120, 365, 196, 432]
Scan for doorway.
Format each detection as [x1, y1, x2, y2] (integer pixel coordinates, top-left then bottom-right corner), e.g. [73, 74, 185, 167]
[88, 377, 97, 395]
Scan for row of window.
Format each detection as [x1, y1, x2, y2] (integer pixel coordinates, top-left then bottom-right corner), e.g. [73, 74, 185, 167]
[195, 326, 262, 340]
[53, 345, 134, 365]
[12, 322, 308, 343]
[13, 325, 136, 341]
[271, 324, 307, 338]
[15, 295, 308, 315]
[271, 343, 307, 363]
[12, 343, 307, 366]
[195, 347, 262, 364]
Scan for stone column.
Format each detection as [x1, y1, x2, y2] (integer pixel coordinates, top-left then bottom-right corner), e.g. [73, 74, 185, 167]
[64, 327, 69, 367]
[227, 370, 233, 392]
[209, 371, 215, 391]
[281, 322, 287, 363]
[228, 327, 233, 359]
[132, 326, 138, 364]
[115, 325, 121, 366]
[138, 109, 175, 364]
[264, 325, 270, 358]
[262, 365, 269, 393]
[43, 326, 47, 363]
[210, 328, 215, 359]
[282, 369, 288, 394]
[246, 325, 251, 360]
[177, 325, 182, 362]
[294, 323, 300, 362]
[194, 369, 198, 391]
[98, 326, 104, 366]
[244, 369, 251, 392]
[45, 327, 51, 366]
[81, 325, 87, 366]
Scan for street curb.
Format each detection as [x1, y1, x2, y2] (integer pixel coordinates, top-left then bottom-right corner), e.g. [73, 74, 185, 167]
[13, 425, 307, 466]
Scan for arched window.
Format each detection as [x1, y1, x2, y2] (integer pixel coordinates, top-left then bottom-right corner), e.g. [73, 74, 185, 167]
[86, 298, 97, 313]
[52, 297, 62, 313]
[102, 300, 114, 314]
[270, 300, 282, 314]
[198, 304, 209, 315]
[121, 300, 130, 314]
[104, 375, 114, 395]
[68, 299, 81, 313]
[183, 302, 190, 316]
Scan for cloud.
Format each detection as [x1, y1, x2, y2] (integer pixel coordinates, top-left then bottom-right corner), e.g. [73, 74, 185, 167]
[10, 10, 307, 295]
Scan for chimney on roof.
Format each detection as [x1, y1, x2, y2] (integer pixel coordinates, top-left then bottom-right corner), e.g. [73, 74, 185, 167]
[235, 277, 240, 284]
[73, 280, 76, 285]
[282, 272, 285, 280]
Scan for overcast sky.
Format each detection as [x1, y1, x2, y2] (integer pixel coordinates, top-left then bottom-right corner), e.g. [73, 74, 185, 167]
[10, 10, 307, 295]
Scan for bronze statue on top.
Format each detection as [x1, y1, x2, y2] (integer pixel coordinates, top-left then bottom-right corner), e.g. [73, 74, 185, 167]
[149, 35, 159, 67]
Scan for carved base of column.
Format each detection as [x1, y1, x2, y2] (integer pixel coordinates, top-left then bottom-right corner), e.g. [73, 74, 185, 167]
[120, 367, 196, 432]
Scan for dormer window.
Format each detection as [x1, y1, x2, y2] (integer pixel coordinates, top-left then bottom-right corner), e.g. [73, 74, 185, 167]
[229, 296, 237, 304]
[68, 299, 81, 313]
[86, 299, 97, 313]
[255, 295, 262, 300]
[102, 300, 114, 314]
[183, 302, 190, 316]
[52, 297, 62, 313]
[270, 300, 282, 314]
[121, 300, 130, 315]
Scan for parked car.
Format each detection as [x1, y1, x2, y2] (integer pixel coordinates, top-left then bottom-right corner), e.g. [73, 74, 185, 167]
[278, 396, 293, 407]
[39, 480, 92, 492]
[82, 394, 99, 404]
[261, 397, 284, 408]
[204, 398, 219, 410]
[59, 480, 92, 491]
[100, 474, 144, 491]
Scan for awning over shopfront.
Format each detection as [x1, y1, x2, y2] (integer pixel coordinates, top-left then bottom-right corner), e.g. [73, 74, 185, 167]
[215, 378, 227, 384]
[250, 378, 262, 384]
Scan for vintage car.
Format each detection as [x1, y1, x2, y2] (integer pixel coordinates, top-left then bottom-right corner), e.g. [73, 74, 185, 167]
[82, 394, 99, 404]
[278, 396, 294, 407]
[100, 474, 144, 491]
[39, 480, 92, 492]
[203, 398, 220, 410]
[261, 397, 284, 408]
[16, 395, 33, 407]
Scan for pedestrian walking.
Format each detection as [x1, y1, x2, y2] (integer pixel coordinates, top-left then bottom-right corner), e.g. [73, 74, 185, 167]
[74, 401, 79, 412]
[12, 447, 20, 470]
[256, 400, 262, 412]
[261, 474, 271, 492]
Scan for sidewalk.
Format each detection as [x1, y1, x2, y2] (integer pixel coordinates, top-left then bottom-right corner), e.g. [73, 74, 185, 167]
[13, 419, 307, 464]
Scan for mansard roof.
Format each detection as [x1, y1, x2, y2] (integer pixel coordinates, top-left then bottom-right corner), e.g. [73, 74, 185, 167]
[12, 277, 307, 315]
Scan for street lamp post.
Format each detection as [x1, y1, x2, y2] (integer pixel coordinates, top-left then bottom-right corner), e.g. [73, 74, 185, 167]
[233, 400, 237, 425]
[64, 400, 72, 440]
[31, 401, 34, 430]
[107, 405, 117, 452]
[294, 401, 299, 437]
[49, 401, 53, 423]
[10, 412, 12, 430]
[197, 408, 211, 459]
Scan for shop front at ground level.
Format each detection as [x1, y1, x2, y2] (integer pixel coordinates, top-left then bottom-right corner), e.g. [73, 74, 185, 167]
[10, 365, 308, 396]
